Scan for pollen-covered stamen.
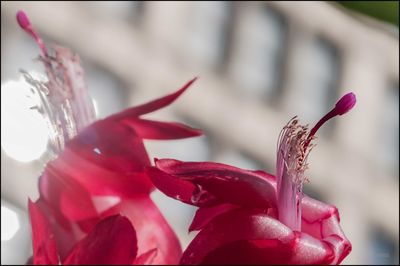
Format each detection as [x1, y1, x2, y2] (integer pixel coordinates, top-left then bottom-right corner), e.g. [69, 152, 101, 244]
[278, 118, 313, 183]
[276, 117, 314, 231]
[276, 92, 356, 231]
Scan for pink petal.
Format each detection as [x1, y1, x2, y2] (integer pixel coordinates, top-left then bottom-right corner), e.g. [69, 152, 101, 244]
[189, 203, 239, 232]
[28, 200, 59, 265]
[133, 248, 158, 265]
[63, 215, 137, 265]
[123, 119, 202, 140]
[154, 159, 277, 208]
[301, 196, 352, 264]
[109, 77, 197, 119]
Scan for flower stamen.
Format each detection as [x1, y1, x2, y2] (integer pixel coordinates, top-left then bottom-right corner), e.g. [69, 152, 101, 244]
[16, 10, 95, 155]
[304, 92, 356, 150]
[276, 92, 356, 231]
[16, 11, 48, 58]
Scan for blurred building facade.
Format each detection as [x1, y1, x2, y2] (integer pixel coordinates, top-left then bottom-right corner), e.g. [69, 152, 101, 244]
[1, 1, 399, 265]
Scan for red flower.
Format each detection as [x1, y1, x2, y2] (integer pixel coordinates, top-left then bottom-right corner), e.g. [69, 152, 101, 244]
[148, 93, 356, 264]
[38, 76, 200, 222]
[36, 77, 199, 264]
[17, 11, 201, 264]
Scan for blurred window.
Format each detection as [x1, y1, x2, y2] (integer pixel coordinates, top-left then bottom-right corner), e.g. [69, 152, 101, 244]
[284, 35, 340, 138]
[369, 227, 398, 265]
[81, 1, 144, 23]
[85, 64, 130, 119]
[380, 81, 399, 177]
[228, 4, 288, 102]
[181, 2, 233, 70]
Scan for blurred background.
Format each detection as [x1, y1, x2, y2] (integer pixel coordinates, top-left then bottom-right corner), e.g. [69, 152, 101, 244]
[1, 1, 398, 265]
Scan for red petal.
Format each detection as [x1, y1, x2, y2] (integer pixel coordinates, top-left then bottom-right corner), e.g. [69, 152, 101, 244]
[200, 235, 336, 265]
[67, 119, 151, 174]
[123, 119, 202, 140]
[109, 77, 197, 119]
[154, 159, 277, 208]
[63, 215, 137, 265]
[133, 248, 158, 265]
[181, 208, 338, 265]
[77, 196, 182, 265]
[147, 166, 220, 207]
[113, 198, 181, 265]
[181, 208, 294, 264]
[39, 164, 99, 221]
[35, 199, 83, 260]
[189, 203, 238, 232]
[28, 200, 59, 265]
[53, 147, 152, 198]
[200, 239, 293, 264]
[182, 196, 351, 265]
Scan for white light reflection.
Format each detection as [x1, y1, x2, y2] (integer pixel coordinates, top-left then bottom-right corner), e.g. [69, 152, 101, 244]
[92, 196, 121, 213]
[1, 74, 49, 162]
[1, 206, 20, 241]
[92, 98, 99, 116]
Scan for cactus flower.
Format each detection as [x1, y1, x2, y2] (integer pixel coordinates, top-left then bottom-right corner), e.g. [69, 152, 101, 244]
[148, 93, 356, 264]
[17, 10, 201, 264]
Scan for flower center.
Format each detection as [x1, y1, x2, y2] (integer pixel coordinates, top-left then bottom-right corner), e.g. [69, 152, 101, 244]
[276, 92, 356, 231]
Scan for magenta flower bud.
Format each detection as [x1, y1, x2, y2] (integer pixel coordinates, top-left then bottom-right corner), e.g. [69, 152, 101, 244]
[335, 92, 357, 116]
